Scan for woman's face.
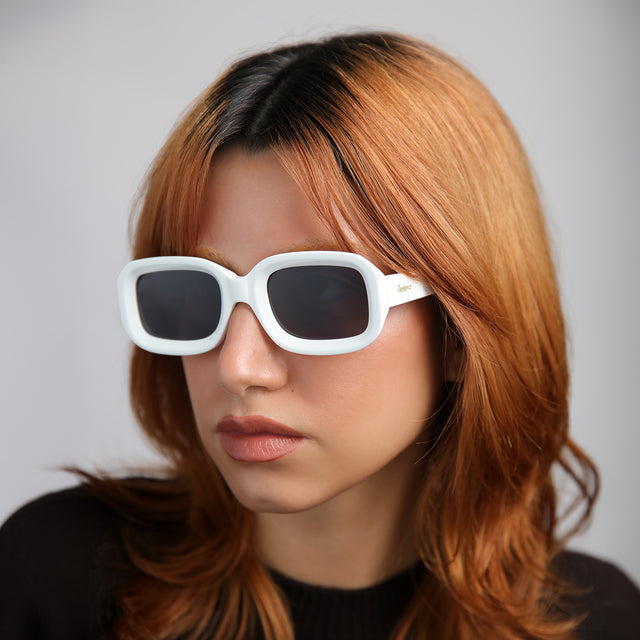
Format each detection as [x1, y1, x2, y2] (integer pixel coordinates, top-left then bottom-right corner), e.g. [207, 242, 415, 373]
[182, 146, 446, 514]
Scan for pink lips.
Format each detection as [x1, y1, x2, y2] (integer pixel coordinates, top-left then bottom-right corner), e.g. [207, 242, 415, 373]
[217, 415, 305, 462]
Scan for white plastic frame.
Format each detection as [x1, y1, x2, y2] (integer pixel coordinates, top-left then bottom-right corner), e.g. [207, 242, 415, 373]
[117, 251, 433, 356]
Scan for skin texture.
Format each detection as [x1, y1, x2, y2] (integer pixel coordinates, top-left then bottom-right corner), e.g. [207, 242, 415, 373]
[181, 147, 447, 587]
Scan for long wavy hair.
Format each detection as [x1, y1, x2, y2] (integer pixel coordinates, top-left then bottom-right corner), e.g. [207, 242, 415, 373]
[91, 32, 598, 639]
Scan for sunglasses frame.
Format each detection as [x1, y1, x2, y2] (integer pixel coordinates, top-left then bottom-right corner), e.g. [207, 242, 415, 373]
[118, 251, 433, 356]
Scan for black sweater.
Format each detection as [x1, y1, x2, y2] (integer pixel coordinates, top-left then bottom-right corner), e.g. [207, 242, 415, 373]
[1, 486, 639, 639]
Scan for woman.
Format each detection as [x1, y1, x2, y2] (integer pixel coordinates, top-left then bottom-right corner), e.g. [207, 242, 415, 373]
[1, 31, 639, 640]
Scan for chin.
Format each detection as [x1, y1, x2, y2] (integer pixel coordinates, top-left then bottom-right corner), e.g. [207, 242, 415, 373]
[218, 467, 335, 515]
[229, 486, 319, 515]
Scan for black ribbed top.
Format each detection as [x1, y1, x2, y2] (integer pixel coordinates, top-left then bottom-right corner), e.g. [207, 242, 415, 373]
[271, 565, 424, 640]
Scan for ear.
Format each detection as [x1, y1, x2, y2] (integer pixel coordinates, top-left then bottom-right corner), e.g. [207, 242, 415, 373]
[435, 301, 464, 383]
[444, 338, 464, 383]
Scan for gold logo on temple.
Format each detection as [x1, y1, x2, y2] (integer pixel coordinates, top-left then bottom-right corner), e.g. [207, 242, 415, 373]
[397, 284, 412, 293]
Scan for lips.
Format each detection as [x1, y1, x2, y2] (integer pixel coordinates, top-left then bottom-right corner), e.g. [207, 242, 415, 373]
[216, 415, 305, 462]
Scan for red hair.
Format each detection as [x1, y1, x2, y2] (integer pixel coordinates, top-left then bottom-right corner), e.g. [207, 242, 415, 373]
[90, 32, 597, 639]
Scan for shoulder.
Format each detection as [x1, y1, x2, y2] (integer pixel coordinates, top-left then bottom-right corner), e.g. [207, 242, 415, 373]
[554, 549, 640, 640]
[0, 485, 129, 640]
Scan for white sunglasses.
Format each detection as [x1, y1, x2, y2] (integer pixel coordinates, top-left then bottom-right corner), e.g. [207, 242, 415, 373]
[117, 251, 433, 356]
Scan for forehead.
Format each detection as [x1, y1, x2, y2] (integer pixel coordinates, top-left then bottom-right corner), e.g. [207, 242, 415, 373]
[197, 146, 358, 273]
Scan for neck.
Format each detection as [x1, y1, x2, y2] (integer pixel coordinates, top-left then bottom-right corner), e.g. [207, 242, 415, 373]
[254, 448, 422, 589]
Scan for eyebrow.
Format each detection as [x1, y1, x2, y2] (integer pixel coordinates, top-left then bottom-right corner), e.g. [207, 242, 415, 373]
[279, 239, 346, 253]
[192, 246, 233, 269]
[192, 240, 347, 271]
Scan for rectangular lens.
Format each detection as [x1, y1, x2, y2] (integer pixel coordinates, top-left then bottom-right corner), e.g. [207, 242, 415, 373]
[267, 266, 368, 340]
[137, 270, 221, 341]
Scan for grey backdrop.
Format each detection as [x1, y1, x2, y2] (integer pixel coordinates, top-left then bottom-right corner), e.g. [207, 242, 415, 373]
[1, 0, 638, 584]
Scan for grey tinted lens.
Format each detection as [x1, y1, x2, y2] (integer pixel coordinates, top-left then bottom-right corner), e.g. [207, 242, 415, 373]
[267, 266, 368, 340]
[137, 270, 221, 340]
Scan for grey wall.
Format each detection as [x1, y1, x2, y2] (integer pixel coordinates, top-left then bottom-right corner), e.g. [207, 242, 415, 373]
[1, 0, 638, 583]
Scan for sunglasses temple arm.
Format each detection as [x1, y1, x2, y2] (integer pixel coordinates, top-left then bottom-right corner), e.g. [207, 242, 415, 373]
[385, 273, 434, 307]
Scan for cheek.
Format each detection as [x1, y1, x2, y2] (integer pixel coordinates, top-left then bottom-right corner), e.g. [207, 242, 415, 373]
[294, 300, 445, 433]
[181, 354, 218, 420]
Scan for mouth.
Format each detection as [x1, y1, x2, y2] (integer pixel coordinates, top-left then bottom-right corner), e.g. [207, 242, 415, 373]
[216, 415, 305, 462]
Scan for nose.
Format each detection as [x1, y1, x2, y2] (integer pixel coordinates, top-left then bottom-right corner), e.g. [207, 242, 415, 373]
[216, 303, 288, 395]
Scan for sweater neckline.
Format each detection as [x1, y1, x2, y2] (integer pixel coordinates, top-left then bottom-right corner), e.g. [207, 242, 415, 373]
[270, 561, 425, 595]
[269, 563, 425, 640]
